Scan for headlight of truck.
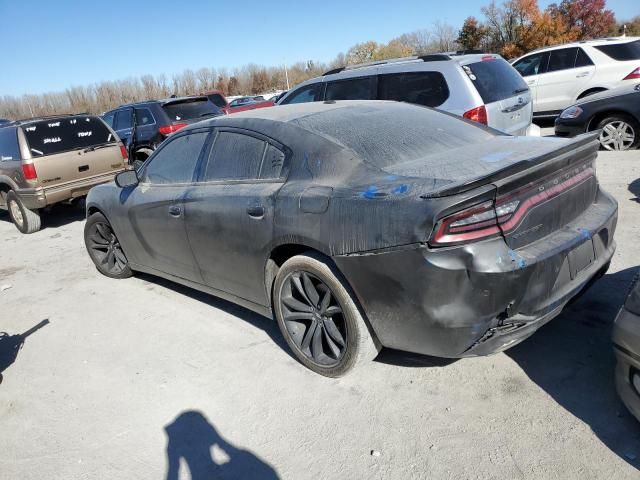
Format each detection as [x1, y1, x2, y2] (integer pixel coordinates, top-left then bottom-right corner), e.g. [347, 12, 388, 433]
[559, 106, 583, 119]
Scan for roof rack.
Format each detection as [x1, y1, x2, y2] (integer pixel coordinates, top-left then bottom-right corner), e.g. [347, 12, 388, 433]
[450, 49, 485, 55]
[322, 54, 453, 76]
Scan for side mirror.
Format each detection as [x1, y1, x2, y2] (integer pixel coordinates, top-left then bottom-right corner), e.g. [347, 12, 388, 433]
[115, 169, 139, 188]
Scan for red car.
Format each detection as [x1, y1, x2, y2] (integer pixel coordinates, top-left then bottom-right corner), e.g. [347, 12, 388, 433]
[203, 90, 274, 115]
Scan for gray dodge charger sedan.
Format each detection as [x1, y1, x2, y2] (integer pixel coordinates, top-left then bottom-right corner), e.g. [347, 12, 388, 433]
[84, 101, 617, 377]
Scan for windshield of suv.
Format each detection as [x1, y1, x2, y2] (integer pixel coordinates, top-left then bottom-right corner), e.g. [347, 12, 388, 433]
[465, 57, 529, 104]
[23, 116, 115, 157]
[594, 40, 640, 61]
[162, 99, 221, 121]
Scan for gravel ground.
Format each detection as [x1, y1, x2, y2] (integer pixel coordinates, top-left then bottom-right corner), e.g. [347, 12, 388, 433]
[0, 148, 639, 480]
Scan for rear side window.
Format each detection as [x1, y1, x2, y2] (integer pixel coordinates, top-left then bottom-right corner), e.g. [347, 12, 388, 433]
[547, 48, 579, 72]
[378, 72, 449, 108]
[594, 40, 640, 61]
[23, 117, 116, 157]
[465, 58, 529, 104]
[575, 48, 594, 67]
[0, 128, 20, 161]
[141, 131, 208, 184]
[162, 99, 221, 121]
[325, 77, 375, 101]
[135, 108, 155, 126]
[114, 109, 133, 131]
[208, 94, 228, 108]
[260, 144, 285, 179]
[280, 84, 321, 105]
[203, 131, 266, 181]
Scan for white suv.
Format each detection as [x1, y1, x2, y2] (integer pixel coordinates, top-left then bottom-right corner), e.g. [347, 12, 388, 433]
[278, 53, 536, 136]
[512, 37, 640, 118]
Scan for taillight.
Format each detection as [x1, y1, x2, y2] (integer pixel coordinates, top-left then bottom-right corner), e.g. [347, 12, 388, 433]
[463, 105, 488, 125]
[119, 143, 128, 161]
[22, 163, 38, 181]
[623, 67, 640, 80]
[158, 123, 188, 135]
[430, 164, 595, 246]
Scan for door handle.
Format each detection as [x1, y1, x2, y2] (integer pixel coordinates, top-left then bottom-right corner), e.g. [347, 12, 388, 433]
[168, 205, 182, 217]
[246, 205, 265, 218]
[576, 72, 589, 78]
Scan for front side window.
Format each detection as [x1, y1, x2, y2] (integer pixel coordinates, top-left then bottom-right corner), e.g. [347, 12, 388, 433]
[513, 52, 548, 77]
[547, 48, 579, 72]
[135, 108, 155, 126]
[378, 72, 449, 107]
[114, 109, 133, 131]
[325, 77, 375, 101]
[141, 131, 208, 185]
[280, 83, 321, 105]
[203, 131, 266, 181]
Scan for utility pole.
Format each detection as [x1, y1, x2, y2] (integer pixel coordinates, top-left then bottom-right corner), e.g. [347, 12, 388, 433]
[284, 65, 290, 90]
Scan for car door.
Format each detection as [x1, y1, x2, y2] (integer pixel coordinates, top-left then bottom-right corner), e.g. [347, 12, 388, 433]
[133, 107, 156, 147]
[113, 108, 134, 150]
[536, 47, 595, 113]
[184, 128, 288, 306]
[124, 129, 210, 281]
[513, 51, 549, 112]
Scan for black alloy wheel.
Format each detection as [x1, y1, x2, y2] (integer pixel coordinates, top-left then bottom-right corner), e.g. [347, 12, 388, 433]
[84, 213, 132, 279]
[280, 271, 348, 367]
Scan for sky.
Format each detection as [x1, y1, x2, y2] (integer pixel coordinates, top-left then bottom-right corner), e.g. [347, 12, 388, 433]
[0, 0, 636, 97]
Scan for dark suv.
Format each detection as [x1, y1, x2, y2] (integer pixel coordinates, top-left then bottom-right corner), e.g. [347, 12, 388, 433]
[102, 96, 223, 168]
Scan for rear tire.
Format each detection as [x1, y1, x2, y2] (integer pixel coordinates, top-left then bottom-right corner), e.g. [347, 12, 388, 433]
[273, 252, 380, 377]
[7, 191, 41, 234]
[84, 212, 133, 279]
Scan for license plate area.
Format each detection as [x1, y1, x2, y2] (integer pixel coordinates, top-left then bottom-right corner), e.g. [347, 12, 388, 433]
[568, 239, 595, 279]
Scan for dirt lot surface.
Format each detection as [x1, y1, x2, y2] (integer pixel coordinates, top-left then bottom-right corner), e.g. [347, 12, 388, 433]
[1, 149, 639, 480]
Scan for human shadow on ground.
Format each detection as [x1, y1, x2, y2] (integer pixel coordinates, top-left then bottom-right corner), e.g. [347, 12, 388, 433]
[0, 319, 49, 384]
[164, 410, 279, 480]
[629, 178, 640, 203]
[507, 266, 640, 469]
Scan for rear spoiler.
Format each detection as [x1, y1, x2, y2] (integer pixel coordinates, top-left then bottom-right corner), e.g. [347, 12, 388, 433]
[421, 133, 600, 199]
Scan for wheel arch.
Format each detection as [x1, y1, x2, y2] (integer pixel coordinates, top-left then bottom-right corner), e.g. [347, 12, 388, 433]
[577, 87, 607, 100]
[587, 109, 639, 131]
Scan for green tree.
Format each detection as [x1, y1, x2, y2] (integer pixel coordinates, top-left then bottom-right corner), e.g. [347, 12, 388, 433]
[457, 16, 487, 50]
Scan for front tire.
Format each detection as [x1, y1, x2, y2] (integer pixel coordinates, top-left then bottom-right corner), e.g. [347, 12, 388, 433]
[596, 115, 639, 151]
[7, 191, 41, 234]
[273, 253, 380, 377]
[84, 212, 133, 279]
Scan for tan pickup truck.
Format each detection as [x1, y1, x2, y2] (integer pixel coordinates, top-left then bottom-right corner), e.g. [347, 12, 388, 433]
[0, 114, 128, 233]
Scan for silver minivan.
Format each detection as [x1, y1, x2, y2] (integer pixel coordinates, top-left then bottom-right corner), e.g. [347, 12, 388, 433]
[278, 53, 536, 136]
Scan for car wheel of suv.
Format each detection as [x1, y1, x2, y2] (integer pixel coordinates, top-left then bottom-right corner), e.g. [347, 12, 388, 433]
[273, 253, 380, 377]
[596, 115, 639, 151]
[84, 212, 133, 279]
[6, 191, 41, 234]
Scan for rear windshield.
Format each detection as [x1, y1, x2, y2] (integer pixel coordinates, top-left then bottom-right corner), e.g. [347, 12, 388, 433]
[465, 58, 529, 104]
[291, 102, 494, 170]
[594, 40, 640, 61]
[23, 116, 115, 157]
[162, 99, 221, 121]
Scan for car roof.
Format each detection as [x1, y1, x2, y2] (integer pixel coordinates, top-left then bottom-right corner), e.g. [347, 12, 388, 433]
[112, 95, 210, 110]
[524, 36, 640, 55]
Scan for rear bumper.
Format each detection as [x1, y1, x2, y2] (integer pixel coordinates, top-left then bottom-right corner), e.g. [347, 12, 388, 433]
[613, 308, 640, 422]
[334, 188, 618, 358]
[16, 170, 123, 210]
